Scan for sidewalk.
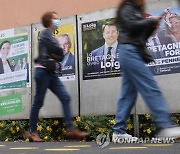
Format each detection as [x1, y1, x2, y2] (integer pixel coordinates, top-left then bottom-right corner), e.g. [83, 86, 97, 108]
[0, 141, 179, 154]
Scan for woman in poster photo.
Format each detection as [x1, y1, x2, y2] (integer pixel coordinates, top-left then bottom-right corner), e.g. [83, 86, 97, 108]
[0, 40, 12, 74]
[164, 12, 180, 42]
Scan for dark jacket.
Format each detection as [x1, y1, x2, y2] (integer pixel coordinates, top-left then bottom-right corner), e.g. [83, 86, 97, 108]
[117, 2, 157, 47]
[0, 58, 12, 74]
[61, 52, 75, 75]
[36, 28, 64, 63]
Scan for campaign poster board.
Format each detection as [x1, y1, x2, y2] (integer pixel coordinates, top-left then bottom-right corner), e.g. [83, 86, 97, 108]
[146, 7, 180, 75]
[55, 24, 76, 81]
[0, 29, 30, 90]
[34, 24, 76, 81]
[82, 19, 121, 80]
[0, 26, 32, 120]
[31, 16, 79, 118]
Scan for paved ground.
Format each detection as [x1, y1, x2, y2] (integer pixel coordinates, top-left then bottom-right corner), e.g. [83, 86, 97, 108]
[0, 141, 180, 154]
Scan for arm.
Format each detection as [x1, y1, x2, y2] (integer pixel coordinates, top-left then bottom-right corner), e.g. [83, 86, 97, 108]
[40, 29, 64, 61]
[119, 4, 157, 35]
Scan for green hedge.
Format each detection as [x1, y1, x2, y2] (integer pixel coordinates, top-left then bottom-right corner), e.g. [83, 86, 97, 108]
[0, 113, 179, 141]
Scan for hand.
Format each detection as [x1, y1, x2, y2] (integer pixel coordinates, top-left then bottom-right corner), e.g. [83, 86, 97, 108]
[151, 16, 161, 29]
[50, 53, 62, 61]
[152, 16, 162, 22]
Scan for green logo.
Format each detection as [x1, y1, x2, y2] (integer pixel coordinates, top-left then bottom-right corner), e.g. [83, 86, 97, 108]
[0, 93, 22, 116]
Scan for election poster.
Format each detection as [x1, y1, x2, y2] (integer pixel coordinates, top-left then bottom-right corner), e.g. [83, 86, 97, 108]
[36, 23, 76, 81]
[55, 24, 76, 81]
[0, 29, 30, 90]
[146, 7, 180, 75]
[82, 19, 121, 80]
[0, 93, 22, 116]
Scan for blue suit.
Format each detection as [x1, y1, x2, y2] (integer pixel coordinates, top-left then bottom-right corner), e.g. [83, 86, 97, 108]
[61, 52, 75, 75]
[147, 30, 173, 59]
[87, 44, 120, 73]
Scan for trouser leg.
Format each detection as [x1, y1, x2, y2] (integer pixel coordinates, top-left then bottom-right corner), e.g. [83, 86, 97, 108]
[49, 74, 74, 130]
[30, 68, 49, 132]
[114, 72, 137, 134]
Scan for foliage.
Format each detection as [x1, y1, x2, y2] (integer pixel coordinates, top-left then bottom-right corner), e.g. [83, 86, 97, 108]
[0, 113, 179, 141]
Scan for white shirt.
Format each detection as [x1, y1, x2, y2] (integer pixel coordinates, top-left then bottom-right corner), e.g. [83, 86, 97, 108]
[104, 41, 118, 71]
[104, 41, 118, 57]
[148, 35, 161, 46]
[3, 63, 12, 73]
[61, 52, 70, 67]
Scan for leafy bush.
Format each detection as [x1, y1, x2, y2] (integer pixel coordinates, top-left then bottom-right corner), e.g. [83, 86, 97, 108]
[0, 113, 179, 141]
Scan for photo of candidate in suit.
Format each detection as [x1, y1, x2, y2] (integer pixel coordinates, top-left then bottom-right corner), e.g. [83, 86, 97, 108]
[87, 21, 120, 73]
[147, 29, 173, 59]
[22, 57, 29, 82]
[22, 57, 28, 69]
[14, 59, 22, 71]
[57, 33, 75, 75]
[10, 59, 16, 72]
[0, 40, 12, 74]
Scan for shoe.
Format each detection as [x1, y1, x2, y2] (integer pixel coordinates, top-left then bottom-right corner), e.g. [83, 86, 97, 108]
[157, 126, 180, 139]
[112, 132, 138, 143]
[66, 129, 90, 139]
[28, 132, 44, 142]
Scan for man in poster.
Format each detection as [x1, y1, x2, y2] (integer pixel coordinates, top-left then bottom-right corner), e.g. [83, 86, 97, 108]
[57, 33, 75, 75]
[146, 29, 173, 59]
[87, 21, 120, 75]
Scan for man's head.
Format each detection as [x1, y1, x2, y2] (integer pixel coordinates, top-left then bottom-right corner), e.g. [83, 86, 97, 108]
[57, 34, 71, 55]
[102, 21, 119, 46]
[22, 57, 27, 64]
[11, 59, 16, 66]
[17, 59, 21, 65]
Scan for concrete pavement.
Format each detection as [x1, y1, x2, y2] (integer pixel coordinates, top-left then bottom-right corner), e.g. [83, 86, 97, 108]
[0, 141, 180, 154]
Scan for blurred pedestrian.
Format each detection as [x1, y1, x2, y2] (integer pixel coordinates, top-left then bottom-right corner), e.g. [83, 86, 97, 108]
[28, 11, 89, 142]
[112, 0, 180, 143]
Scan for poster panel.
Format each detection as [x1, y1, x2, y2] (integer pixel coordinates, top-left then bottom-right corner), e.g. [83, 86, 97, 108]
[146, 7, 180, 75]
[32, 16, 78, 118]
[82, 19, 121, 80]
[0, 29, 30, 89]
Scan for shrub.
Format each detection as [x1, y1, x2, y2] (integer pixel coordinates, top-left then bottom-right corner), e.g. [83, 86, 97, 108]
[0, 113, 179, 141]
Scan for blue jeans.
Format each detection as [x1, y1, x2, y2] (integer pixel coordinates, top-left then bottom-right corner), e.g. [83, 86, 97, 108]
[113, 44, 175, 134]
[30, 68, 74, 133]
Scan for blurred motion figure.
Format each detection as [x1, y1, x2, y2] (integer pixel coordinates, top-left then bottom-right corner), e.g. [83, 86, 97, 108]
[112, 0, 180, 142]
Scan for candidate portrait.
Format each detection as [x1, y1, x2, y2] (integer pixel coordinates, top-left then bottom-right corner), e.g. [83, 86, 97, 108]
[86, 21, 120, 74]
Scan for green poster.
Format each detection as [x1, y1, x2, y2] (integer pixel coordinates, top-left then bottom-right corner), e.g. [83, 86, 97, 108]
[0, 93, 22, 116]
[0, 33, 29, 90]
